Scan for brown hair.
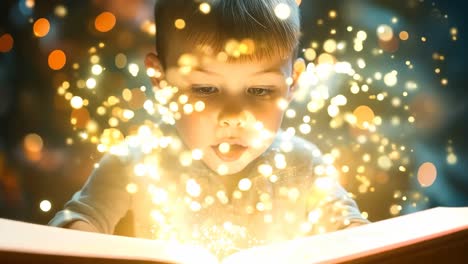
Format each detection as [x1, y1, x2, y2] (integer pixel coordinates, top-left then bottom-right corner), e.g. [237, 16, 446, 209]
[154, 0, 301, 67]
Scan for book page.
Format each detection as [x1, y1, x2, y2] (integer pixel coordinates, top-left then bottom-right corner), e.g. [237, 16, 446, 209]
[0, 219, 218, 264]
[221, 207, 468, 264]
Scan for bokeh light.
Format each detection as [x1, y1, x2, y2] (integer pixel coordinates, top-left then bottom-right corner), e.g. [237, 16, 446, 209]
[33, 18, 50, 37]
[417, 162, 437, 187]
[0, 33, 14, 53]
[48, 49, 66, 70]
[95, 11, 116, 32]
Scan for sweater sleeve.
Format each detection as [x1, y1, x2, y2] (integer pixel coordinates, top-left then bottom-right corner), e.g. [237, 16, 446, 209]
[48, 154, 132, 234]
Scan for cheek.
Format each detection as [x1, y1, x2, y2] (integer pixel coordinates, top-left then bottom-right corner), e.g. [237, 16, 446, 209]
[175, 111, 217, 147]
[250, 105, 285, 130]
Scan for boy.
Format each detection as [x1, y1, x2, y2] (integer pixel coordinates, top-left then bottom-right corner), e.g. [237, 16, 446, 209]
[50, 0, 368, 257]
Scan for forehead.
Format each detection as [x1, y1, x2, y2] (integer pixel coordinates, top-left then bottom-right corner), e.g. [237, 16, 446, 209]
[164, 39, 293, 71]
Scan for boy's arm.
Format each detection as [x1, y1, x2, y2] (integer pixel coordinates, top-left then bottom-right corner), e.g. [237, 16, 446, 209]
[49, 154, 132, 234]
[307, 178, 370, 234]
[64, 220, 99, 233]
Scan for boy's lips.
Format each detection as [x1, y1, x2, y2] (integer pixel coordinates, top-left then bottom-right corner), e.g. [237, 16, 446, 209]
[212, 144, 248, 162]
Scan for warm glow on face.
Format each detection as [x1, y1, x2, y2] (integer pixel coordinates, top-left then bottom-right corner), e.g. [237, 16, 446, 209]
[95, 12, 116, 32]
[48, 49, 66, 70]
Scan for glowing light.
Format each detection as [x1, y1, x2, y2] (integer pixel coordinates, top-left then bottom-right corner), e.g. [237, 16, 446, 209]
[175, 19, 186, 29]
[134, 163, 147, 176]
[70, 96, 84, 109]
[0, 33, 14, 53]
[179, 151, 193, 166]
[274, 3, 291, 20]
[277, 98, 289, 110]
[326, 105, 339, 117]
[399, 31, 409, 41]
[183, 104, 194, 114]
[25, 0, 34, 8]
[238, 178, 252, 191]
[24, 133, 43, 153]
[91, 64, 103, 75]
[54, 5, 67, 17]
[353, 105, 375, 129]
[384, 71, 398, 87]
[48, 50, 66, 70]
[126, 183, 138, 194]
[299, 123, 311, 135]
[218, 142, 230, 154]
[331, 94, 347, 106]
[115, 53, 127, 69]
[377, 25, 394, 42]
[257, 164, 273, 177]
[357, 30, 368, 41]
[128, 63, 139, 77]
[323, 39, 337, 53]
[417, 162, 437, 187]
[217, 164, 229, 175]
[95, 12, 116, 32]
[191, 149, 203, 160]
[317, 53, 335, 65]
[390, 204, 402, 216]
[39, 200, 52, 212]
[286, 109, 296, 118]
[308, 209, 322, 223]
[304, 48, 317, 61]
[194, 101, 205, 112]
[86, 78, 97, 89]
[33, 18, 50, 37]
[199, 2, 211, 14]
[447, 153, 457, 165]
[186, 179, 201, 197]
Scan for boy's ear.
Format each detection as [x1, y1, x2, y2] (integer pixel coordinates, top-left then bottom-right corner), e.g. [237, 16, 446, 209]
[287, 57, 306, 101]
[144, 52, 164, 87]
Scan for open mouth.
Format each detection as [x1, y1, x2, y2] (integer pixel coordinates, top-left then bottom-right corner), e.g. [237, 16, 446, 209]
[212, 144, 248, 162]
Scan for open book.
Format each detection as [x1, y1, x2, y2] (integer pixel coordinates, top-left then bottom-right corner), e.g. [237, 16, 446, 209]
[1, 207, 467, 264]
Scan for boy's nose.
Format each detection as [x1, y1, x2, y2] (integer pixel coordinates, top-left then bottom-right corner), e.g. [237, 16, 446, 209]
[218, 109, 247, 128]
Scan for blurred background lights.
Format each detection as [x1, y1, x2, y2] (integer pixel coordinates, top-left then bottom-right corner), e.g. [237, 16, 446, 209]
[33, 18, 50, 37]
[238, 178, 252, 191]
[353, 105, 375, 129]
[199, 2, 211, 14]
[86, 78, 97, 89]
[377, 25, 394, 42]
[174, 19, 186, 29]
[128, 63, 139, 76]
[91, 64, 103, 75]
[399, 31, 409, 41]
[70, 96, 84, 109]
[95, 11, 116, 32]
[54, 5, 67, 17]
[0, 33, 14, 52]
[48, 49, 66, 70]
[417, 162, 437, 187]
[39, 200, 52, 212]
[23, 133, 43, 155]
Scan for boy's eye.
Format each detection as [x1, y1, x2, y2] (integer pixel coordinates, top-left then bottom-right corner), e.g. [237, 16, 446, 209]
[191, 86, 219, 95]
[247, 87, 273, 96]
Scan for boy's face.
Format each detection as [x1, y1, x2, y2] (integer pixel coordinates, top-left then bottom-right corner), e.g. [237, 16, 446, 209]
[146, 49, 297, 175]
